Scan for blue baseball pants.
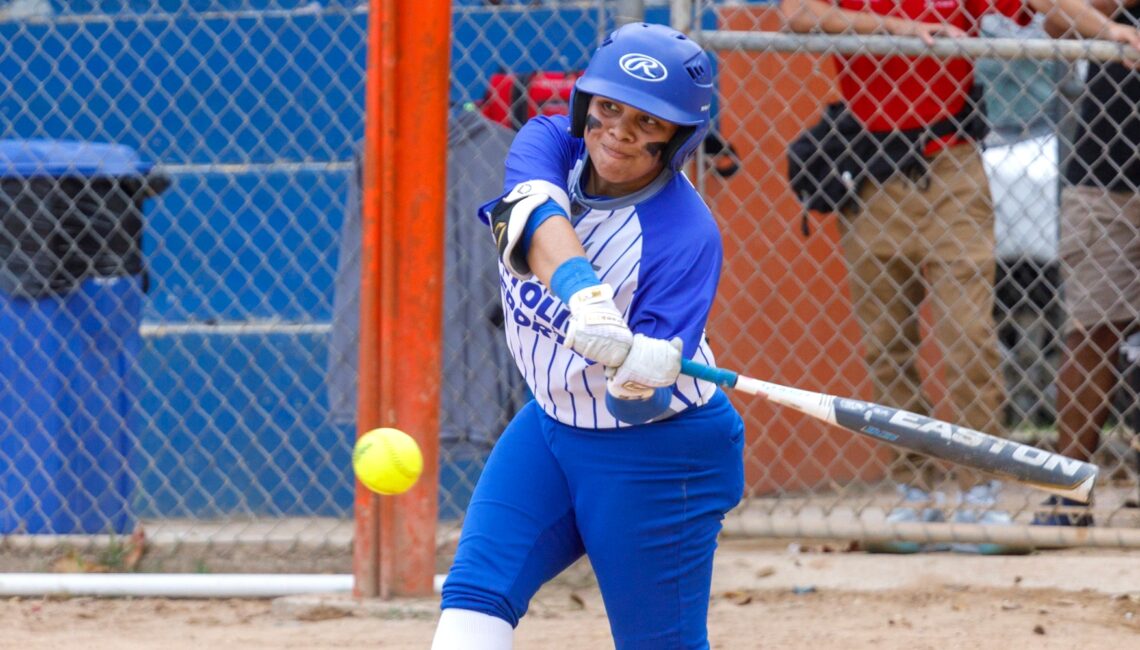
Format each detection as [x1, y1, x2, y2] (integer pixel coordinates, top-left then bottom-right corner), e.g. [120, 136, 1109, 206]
[441, 390, 745, 649]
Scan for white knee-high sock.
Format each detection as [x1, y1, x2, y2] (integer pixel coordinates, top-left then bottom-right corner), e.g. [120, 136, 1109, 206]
[431, 608, 514, 650]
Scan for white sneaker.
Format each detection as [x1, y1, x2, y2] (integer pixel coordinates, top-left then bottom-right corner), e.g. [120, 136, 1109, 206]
[951, 481, 1030, 555]
[866, 485, 946, 554]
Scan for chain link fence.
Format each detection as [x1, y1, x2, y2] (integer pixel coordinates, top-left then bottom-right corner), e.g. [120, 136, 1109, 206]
[0, 0, 369, 572]
[700, 1, 1140, 546]
[1, 0, 1138, 576]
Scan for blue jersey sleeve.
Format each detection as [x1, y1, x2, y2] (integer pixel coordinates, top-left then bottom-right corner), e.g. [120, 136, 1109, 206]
[626, 180, 722, 359]
[503, 115, 579, 190]
[478, 115, 581, 225]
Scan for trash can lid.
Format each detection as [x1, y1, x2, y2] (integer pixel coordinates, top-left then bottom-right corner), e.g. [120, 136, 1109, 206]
[0, 139, 155, 178]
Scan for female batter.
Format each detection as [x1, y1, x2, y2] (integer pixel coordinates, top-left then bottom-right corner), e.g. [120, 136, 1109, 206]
[432, 23, 744, 650]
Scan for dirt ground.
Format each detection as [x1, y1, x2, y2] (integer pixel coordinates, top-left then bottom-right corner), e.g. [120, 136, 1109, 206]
[5, 539, 1139, 649]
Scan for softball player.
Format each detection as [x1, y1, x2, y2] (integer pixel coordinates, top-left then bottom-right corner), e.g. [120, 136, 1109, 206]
[433, 23, 745, 650]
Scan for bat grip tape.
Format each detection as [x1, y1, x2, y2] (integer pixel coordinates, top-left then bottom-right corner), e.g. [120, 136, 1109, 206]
[680, 359, 738, 389]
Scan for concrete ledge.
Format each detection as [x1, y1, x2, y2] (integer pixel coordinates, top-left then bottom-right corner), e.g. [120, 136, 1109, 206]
[272, 592, 440, 621]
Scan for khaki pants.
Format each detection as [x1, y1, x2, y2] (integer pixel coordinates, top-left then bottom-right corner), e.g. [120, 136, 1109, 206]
[1059, 185, 1140, 331]
[839, 143, 1006, 490]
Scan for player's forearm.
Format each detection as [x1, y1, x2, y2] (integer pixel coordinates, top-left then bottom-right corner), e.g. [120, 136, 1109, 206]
[1034, 0, 1116, 38]
[779, 0, 909, 36]
[527, 217, 589, 288]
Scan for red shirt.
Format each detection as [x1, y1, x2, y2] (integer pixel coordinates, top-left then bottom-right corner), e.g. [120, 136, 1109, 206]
[835, 0, 1032, 133]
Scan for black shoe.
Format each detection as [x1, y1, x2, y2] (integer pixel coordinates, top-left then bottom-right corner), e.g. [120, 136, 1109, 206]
[1031, 495, 1094, 527]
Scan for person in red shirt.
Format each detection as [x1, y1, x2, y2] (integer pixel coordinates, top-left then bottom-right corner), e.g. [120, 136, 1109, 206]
[780, 0, 1140, 554]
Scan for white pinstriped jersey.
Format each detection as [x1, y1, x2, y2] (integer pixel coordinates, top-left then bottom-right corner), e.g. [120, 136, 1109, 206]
[480, 115, 722, 429]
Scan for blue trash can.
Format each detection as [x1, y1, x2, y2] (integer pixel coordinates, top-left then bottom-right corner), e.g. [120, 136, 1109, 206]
[0, 140, 167, 534]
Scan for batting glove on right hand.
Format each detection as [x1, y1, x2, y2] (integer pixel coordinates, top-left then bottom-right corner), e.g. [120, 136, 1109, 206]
[563, 284, 633, 367]
[607, 334, 683, 400]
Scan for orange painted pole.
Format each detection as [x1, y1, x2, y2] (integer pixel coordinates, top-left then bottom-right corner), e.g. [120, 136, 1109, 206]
[354, 0, 393, 599]
[356, 0, 449, 598]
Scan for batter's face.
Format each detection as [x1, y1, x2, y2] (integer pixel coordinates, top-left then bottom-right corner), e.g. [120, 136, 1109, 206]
[583, 95, 679, 197]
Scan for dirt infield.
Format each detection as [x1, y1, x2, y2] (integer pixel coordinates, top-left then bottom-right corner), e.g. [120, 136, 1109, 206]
[5, 539, 1139, 649]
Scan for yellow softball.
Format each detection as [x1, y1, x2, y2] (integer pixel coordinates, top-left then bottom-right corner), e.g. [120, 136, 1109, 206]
[353, 427, 423, 495]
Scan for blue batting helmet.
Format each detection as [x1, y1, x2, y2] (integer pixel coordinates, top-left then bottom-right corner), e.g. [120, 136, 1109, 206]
[570, 22, 714, 172]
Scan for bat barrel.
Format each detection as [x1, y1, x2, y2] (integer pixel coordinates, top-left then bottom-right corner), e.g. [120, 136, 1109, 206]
[831, 397, 1099, 503]
[679, 360, 1098, 502]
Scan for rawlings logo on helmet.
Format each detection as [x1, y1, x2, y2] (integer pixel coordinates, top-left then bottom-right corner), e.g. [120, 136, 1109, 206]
[618, 53, 667, 82]
[571, 23, 713, 171]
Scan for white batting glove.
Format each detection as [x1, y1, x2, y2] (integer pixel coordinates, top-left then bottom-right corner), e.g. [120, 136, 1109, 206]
[606, 334, 683, 400]
[563, 284, 633, 367]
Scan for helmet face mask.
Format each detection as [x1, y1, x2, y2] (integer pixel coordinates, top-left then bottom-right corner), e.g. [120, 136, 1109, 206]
[571, 23, 714, 172]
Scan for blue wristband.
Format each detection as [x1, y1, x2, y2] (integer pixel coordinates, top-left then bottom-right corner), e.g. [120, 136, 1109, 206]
[550, 256, 600, 302]
[605, 387, 673, 424]
[519, 199, 567, 256]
